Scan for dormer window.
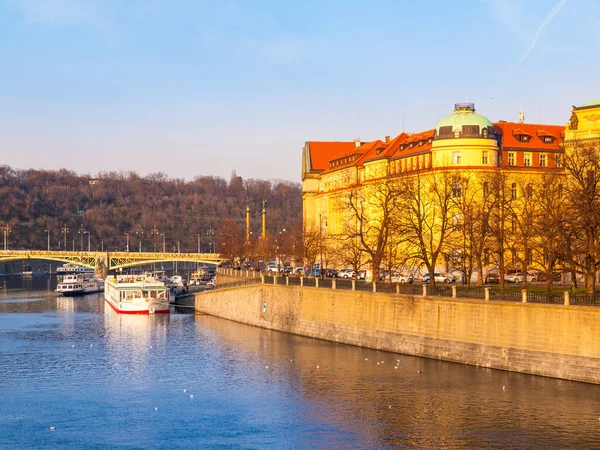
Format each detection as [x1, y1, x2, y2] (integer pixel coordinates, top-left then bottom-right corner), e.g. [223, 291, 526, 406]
[520, 135, 530, 142]
[400, 144, 407, 150]
[428, 138, 432, 144]
[410, 142, 415, 148]
[543, 136, 553, 143]
[418, 140, 424, 147]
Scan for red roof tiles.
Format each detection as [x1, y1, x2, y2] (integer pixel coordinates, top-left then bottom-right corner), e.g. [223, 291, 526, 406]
[306, 141, 357, 172]
[494, 122, 563, 150]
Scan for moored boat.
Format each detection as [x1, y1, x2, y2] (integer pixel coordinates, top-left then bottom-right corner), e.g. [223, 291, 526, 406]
[104, 273, 172, 314]
[56, 274, 105, 296]
[57, 263, 94, 274]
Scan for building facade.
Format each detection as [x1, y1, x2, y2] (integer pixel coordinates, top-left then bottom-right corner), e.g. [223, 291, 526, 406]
[302, 101, 600, 283]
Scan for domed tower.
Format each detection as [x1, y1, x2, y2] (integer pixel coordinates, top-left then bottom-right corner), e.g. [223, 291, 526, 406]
[431, 103, 499, 168]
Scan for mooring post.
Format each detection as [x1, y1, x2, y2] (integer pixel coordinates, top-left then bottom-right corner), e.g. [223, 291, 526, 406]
[484, 287, 490, 301]
[422, 284, 427, 297]
[316, 277, 319, 288]
[300, 276, 304, 287]
[332, 278, 336, 290]
[286, 276, 289, 286]
[396, 283, 400, 294]
[372, 282, 377, 293]
[452, 285, 457, 298]
[522, 289, 527, 303]
[564, 290, 570, 305]
[352, 279, 356, 291]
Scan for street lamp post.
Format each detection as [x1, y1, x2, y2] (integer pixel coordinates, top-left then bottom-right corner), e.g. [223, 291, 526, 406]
[160, 233, 165, 252]
[207, 226, 215, 253]
[136, 229, 143, 252]
[151, 227, 159, 252]
[195, 234, 201, 253]
[61, 223, 69, 250]
[44, 229, 50, 251]
[78, 225, 86, 251]
[84, 230, 90, 252]
[1, 224, 11, 251]
[124, 233, 130, 252]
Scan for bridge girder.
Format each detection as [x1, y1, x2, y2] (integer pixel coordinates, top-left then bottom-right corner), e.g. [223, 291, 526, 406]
[0, 250, 225, 271]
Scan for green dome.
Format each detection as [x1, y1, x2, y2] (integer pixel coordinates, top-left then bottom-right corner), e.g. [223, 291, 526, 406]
[578, 98, 600, 108]
[435, 103, 494, 138]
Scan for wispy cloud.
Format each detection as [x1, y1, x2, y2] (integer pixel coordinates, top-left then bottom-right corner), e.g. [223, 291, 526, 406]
[518, 0, 568, 63]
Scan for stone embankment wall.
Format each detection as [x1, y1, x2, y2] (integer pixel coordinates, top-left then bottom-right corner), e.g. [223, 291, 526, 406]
[195, 276, 600, 384]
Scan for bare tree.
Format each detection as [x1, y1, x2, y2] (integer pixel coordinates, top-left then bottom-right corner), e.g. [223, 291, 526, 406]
[562, 141, 600, 293]
[531, 172, 569, 289]
[398, 170, 456, 286]
[343, 178, 403, 282]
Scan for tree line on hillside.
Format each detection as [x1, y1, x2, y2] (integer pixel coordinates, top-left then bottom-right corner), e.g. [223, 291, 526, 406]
[0, 166, 302, 259]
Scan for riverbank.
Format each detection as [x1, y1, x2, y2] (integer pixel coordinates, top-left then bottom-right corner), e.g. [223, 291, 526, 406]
[195, 278, 600, 384]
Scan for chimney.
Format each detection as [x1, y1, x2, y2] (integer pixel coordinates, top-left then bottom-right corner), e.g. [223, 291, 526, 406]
[354, 138, 361, 148]
[385, 136, 390, 143]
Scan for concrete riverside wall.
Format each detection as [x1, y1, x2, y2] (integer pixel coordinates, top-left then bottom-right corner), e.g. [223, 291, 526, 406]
[195, 278, 600, 384]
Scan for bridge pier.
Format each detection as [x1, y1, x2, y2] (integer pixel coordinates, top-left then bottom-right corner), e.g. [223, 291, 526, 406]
[94, 252, 108, 279]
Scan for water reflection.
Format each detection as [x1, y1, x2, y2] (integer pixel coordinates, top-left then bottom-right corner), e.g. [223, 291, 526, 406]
[1, 279, 600, 449]
[192, 315, 600, 449]
[103, 303, 169, 377]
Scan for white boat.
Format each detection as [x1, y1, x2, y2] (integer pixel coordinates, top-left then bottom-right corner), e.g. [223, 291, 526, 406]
[104, 273, 173, 314]
[168, 275, 187, 295]
[56, 274, 105, 296]
[57, 263, 94, 274]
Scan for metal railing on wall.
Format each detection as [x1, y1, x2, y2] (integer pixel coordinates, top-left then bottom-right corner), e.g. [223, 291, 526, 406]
[214, 268, 600, 307]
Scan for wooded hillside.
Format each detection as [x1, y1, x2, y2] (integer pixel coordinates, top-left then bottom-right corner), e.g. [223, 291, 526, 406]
[0, 165, 301, 255]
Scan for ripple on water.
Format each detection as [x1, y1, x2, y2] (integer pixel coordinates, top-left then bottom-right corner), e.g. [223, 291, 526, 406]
[1, 285, 600, 449]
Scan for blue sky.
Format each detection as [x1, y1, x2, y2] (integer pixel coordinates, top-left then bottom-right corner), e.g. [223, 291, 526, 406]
[0, 0, 598, 182]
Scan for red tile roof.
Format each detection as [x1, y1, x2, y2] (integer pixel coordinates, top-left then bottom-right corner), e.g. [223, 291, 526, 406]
[307, 141, 357, 172]
[321, 140, 382, 174]
[390, 130, 435, 158]
[493, 122, 563, 150]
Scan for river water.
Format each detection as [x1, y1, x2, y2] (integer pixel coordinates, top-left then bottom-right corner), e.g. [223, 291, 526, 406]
[1, 276, 599, 449]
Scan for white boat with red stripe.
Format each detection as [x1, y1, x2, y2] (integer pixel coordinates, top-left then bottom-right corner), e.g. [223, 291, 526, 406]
[104, 273, 173, 314]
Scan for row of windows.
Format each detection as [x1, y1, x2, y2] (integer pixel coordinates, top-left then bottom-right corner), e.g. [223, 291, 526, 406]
[389, 154, 431, 174]
[507, 152, 561, 167]
[452, 151, 492, 165]
[518, 135, 554, 144]
[452, 181, 564, 200]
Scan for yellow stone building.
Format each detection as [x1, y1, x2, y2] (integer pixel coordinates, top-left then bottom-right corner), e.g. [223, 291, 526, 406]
[301, 101, 600, 282]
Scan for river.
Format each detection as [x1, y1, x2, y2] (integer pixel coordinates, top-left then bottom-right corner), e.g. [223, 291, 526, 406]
[1, 276, 599, 449]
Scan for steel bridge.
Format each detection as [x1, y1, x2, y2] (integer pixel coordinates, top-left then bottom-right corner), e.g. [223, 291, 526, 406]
[0, 250, 225, 272]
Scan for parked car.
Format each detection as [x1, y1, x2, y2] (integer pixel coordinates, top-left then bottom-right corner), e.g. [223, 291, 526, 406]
[390, 273, 414, 283]
[267, 261, 283, 274]
[337, 268, 355, 279]
[485, 272, 501, 284]
[324, 269, 338, 278]
[505, 270, 538, 283]
[537, 271, 562, 282]
[356, 270, 366, 280]
[422, 273, 455, 284]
